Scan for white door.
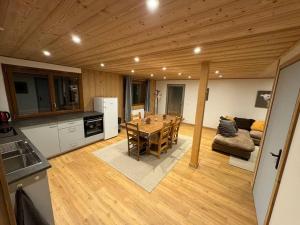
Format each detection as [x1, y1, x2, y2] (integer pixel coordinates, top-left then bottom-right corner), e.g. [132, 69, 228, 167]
[269, 113, 300, 225]
[104, 98, 118, 139]
[253, 61, 300, 225]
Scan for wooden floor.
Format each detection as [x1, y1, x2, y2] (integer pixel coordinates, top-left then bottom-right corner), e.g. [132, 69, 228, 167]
[48, 124, 257, 225]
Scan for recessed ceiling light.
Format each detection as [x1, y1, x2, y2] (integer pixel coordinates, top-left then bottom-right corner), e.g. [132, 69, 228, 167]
[188, 75, 192, 79]
[71, 34, 81, 44]
[131, 69, 135, 73]
[218, 74, 223, 78]
[134, 57, 140, 63]
[163, 76, 166, 79]
[162, 67, 167, 71]
[42, 50, 51, 56]
[194, 46, 202, 54]
[150, 73, 154, 77]
[100, 63, 105, 67]
[215, 70, 220, 74]
[178, 73, 182, 76]
[146, 0, 159, 12]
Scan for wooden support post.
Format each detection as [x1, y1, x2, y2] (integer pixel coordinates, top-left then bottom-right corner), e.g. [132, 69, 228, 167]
[0, 157, 16, 225]
[190, 61, 209, 168]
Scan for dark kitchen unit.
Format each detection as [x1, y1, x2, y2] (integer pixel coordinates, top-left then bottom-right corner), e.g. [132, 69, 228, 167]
[84, 113, 104, 144]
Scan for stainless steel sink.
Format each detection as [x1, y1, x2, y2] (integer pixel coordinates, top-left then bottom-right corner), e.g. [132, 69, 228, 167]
[0, 140, 42, 174]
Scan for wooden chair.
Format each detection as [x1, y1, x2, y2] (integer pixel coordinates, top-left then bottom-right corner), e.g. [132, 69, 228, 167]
[131, 112, 142, 121]
[149, 122, 173, 159]
[144, 111, 153, 118]
[169, 116, 182, 148]
[125, 122, 147, 161]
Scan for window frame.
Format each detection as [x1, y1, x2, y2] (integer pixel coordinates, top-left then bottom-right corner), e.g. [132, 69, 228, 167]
[2, 64, 84, 120]
[131, 80, 146, 106]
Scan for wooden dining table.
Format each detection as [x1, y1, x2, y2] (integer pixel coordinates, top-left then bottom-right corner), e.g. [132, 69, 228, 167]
[121, 114, 177, 138]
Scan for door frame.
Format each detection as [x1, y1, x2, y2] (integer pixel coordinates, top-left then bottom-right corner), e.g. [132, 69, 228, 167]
[0, 156, 16, 225]
[252, 56, 300, 225]
[166, 84, 185, 116]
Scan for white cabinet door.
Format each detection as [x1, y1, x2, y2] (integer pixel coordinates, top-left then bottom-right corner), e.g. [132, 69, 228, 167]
[58, 125, 85, 152]
[21, 124, 61, 158]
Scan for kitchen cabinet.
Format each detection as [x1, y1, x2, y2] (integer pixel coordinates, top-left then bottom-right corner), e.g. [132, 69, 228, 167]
[21, 123, 60, 158]
[9, 171, 55, 225]
[58, 119, 85, 152]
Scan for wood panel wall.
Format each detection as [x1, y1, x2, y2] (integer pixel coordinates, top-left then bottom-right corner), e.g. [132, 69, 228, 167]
[82, 69, 156, 119]
[149, 80, 156, 114]
[81, 69, 124, 119]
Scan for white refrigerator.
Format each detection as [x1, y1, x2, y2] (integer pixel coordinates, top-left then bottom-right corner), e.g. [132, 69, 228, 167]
[94, 97, 118, 139]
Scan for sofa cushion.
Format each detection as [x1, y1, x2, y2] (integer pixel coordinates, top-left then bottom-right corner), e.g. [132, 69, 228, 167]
[234, 117, 255, 131]
[218, 120, 238, 137]
[250, 130, 263, 139]
[251, 120, 265, 132]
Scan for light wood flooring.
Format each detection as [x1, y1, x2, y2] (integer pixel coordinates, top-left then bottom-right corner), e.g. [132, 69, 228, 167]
[48, 124, 257, 225]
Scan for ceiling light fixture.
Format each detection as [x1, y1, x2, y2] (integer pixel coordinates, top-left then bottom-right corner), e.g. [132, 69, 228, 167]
[188, 75, 192, 79]
[100, 63, 105, 67]
[162, 67, 167, 71]
[178, 73, 182, 76]
[134, 57, 140, 63]
[150, 74, 154, 77]
[215, 70, 220, 74]
[163, 76, 166, 80]
[71, 34, 81, 44]
[42, 50, 51, 56]
[194, 46, 202, 54]
[146, 0, 159, 12]
[131, 69, 135, 73]
[218, 74, 223, 78]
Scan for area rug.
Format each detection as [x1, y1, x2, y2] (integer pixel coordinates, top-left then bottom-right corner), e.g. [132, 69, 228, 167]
[229, 146, 259, 172]
[93, 135, 192, 192]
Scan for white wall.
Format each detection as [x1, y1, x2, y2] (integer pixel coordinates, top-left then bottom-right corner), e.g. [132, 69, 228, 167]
[0, 56, 81, 113]
[156, 80, 199, 124]
[156, 79, 274, 128]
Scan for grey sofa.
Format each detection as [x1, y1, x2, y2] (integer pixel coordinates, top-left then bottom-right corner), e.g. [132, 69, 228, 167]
[212, 129, 255, 160]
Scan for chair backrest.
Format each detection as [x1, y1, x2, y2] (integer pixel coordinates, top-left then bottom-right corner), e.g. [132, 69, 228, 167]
[131, 112, 141, 121]
[171, 116, 182, 137]
[144, 111, 152, 118]
[159, 121, 173, 145]
[125, 122, 140, 143]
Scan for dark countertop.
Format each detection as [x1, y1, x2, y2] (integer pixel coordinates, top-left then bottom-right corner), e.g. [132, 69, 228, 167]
[0, 111, 103, 184]
[12, 111, 103, 128]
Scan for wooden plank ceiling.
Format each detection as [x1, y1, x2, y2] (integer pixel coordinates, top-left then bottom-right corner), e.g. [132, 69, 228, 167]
[0, 0, 300, 80]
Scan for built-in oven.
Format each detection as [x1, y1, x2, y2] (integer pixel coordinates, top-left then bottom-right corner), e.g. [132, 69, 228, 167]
[83, 114, 103, 138]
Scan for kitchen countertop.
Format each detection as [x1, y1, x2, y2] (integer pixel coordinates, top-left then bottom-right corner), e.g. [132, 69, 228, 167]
[12, 111, 103, 128]
[0, 111, 103, 184]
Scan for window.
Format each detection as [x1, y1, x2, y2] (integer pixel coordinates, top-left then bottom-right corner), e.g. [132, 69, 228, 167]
[132, 81, 146, 105]
[54, 76, 80, 111]
[3, 65, 83, 119]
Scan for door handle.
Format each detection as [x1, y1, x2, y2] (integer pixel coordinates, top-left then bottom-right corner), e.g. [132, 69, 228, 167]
[270, 149, 282, 169]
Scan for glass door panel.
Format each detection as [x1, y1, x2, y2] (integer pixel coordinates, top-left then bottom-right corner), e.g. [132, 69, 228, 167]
[13, 73, 51, 115]
[54, 76, 80, 111]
